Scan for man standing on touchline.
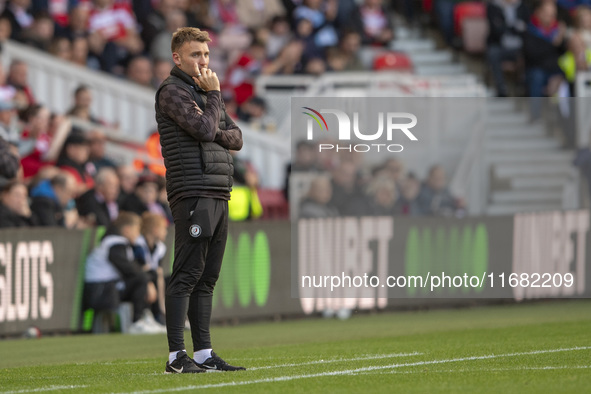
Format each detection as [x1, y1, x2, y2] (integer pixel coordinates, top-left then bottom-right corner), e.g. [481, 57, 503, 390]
[155, 27, 245, 373]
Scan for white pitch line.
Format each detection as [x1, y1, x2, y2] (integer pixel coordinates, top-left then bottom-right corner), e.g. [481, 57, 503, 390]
[74, 360, 154, 366]
[0, 385, 88, 394]
[354, 364, 591, 376]
[248, 352, 422, 370]
[126, 346, 591, 394]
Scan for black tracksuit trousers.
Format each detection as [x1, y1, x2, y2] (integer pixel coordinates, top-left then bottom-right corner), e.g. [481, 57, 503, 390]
[165, 196, 228, 352]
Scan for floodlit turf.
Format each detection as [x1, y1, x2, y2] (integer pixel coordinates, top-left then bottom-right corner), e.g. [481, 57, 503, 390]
[0, 300, 590, 393]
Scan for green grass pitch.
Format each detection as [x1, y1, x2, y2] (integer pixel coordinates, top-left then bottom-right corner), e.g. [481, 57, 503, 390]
[1, 300, 590, 393]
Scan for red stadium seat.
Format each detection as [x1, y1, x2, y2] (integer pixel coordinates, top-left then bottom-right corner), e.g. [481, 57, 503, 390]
[373, 52, 413, 72]
[453, 2, 486, 37]
[257, 189, 289, 220]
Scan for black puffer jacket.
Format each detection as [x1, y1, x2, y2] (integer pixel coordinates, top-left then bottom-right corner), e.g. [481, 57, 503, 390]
[155, 66, 243, 206]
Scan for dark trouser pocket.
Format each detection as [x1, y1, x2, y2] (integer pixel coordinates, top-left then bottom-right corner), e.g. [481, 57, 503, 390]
[188, 198, 215, 241]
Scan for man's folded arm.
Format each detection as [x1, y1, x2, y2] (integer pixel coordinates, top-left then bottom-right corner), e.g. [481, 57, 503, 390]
[158, 85, 222, 142]
[214, 113, 243, 151]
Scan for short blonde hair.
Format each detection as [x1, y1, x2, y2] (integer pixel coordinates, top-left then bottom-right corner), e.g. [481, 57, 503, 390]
[171, 27, 211, 53]
[113, 211, 141, 232]
[141, 212, 167, 235]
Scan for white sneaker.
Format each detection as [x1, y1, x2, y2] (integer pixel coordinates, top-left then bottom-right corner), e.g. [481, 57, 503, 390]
[142, 310, 167, 333]
[148, 320, 167, 334]
[128, 318, 164, 334]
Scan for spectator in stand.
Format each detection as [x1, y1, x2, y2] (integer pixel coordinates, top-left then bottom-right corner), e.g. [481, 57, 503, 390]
[7, 59, 35, 107]
[140, 0, 177, 51]
[284, 140, 320, 200]
[117, 164, 138, 205]
[20, 11, 55, 51]
[152, 58, 173, 89]
[262, 39, 304, 74]
[31, 0, 77, 34]
[562, 5, 591, 86]
[573, 5, 591, 49]
[126, 56, 154, 87]
[266, 15, 293, 59]
[359, 0, 394, 46]
[237, 95, 267, 123]
[435, 0, 460, 46]
[327, 29, 364, 71]
[222, 92, 238, 118]
[87, 0, 144, 74]
[48, 36, 72, 60]
[76, 167, 120, 226]
[0, 181, 36, 227]
[340, 29, 364, 70]
[556, 0, 591, 21]
[228, 152, 263, 221]
[486, 0, 529, 97]
[1, 0, 34, 41]
[209, 0, 242, 32]
[236, 0, 285, 30]
[0, 63, 17, 103]
[300, 174, 338, 218]
[19, 104, 70, 179]
[0, 17, 13, 42]
[83, 212, 166, 334]
[0, 100, 19, 143]
[293, 0, 339, 49]
[56, 131, 94, 194]
[294, 15, 325, 64]
[375, 158, 405, 193]
[87, 129, 116, 170]
[30, 171, 80, 227]
[175, 0, 199, 28]
[417, 165, 462, 216]
[120, 174, 170, 220]
[0, 136, 20, 182]
[134, 212, 169, 324]
[366, 175, 397, 216]
[71, 36, 98, 69]
[150, 9, 187, 61]
[393, 173, 422, 216]
[523, 0, 567, 120]
[330, 160, 368, 216]
[154, 175, 172, 222]
[67, 85, 102, 125]
[226, 39, 267, 105]
[304, 56, 327, 74]
[59, 5, 89, 41]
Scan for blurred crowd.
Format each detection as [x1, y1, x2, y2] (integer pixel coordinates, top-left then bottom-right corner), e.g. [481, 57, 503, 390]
[0, 0, 397, 124]
[288, 141, 466, 219]
[0, 0, 586, 122]
[480, 0, 590, 113]
[2, 0, 588, 228]
[428, 0, 591, 110]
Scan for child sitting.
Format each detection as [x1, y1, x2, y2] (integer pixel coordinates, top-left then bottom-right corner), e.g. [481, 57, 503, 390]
[134, 212, 169, 325]
[83, 212, 166, 334]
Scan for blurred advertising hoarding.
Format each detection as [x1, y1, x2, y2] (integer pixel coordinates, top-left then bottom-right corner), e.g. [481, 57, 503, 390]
[0, 212, 589, 336]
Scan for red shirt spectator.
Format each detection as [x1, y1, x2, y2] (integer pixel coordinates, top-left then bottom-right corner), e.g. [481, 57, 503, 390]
[88, 0, 137, 42]
[19, 105, 53, 179]
[225, 41, 266, 105]
[20, 129, 52, 178]
[7, 60, 36, 108]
